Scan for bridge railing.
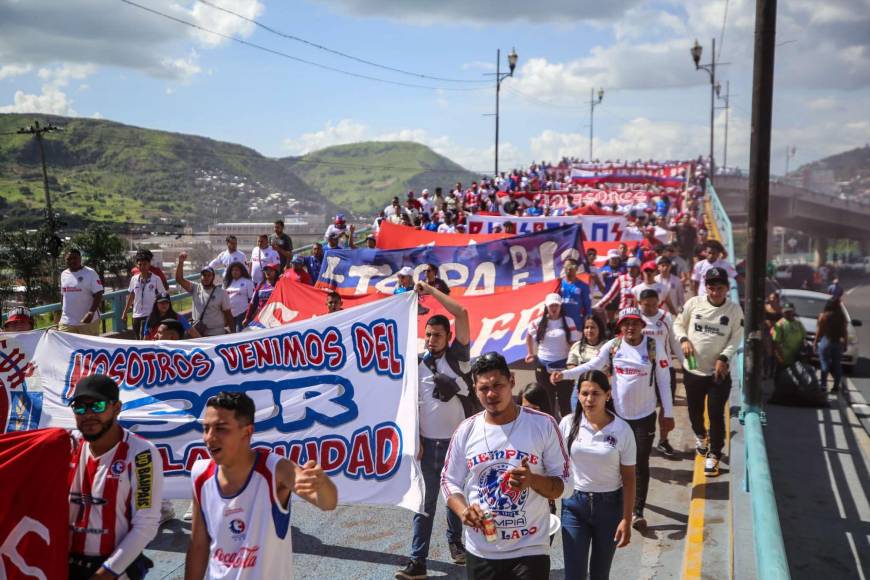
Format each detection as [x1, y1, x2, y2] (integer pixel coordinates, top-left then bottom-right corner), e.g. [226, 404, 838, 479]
[7, 228, 372, 332]
[707, 180, 791, 580]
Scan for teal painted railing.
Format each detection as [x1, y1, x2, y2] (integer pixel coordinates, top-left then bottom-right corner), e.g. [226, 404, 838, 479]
[708, 180, 790, 580]
[6, 228, 371, 332]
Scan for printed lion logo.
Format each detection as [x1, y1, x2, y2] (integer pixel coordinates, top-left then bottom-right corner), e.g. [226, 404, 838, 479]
[478, 462, 528, 517]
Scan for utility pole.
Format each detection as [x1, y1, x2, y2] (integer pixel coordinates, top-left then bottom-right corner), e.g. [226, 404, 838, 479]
[744, 0, 778, 410]
[691, 38, 719, 179]
[17, 121, 63, 296]
[784, 145, 796, 177]
[488, 48, 518, 177]
[589, 87, 604, 160]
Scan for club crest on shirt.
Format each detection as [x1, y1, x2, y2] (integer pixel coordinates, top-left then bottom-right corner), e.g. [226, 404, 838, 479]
[478, 462, 528, 518]
[110, 460, 126, 476]
[604, 435, 618, 448]
[229, 519, 247, 535]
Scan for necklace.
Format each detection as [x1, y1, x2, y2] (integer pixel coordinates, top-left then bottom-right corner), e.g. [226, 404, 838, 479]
[482, 405, 522, 453]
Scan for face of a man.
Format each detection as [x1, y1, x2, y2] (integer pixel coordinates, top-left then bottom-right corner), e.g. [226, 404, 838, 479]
[639, 296, 659, 315]
[155, 324, 180, 340]
[258, 236, 268, 248]
[706, 282, 729, 304]
[72, 397, 120, 442]
[274, 223, 283, 235]
[227, 239, 237, 252]
[136, 258, 151, 273]
[202, 406, 252, 465]
[784, 309, 796, 320]
[424, 323, 450, 355]
[313, 244, 323, 259]
[564, 262, 578, 280]
[66, 252, 82, 271]
[474, 370, 516, 416]
[3, 320, 33, 332]
[706, 248, 721, 262]
[326, 295, 342, 313]
[620, 318, 644, 341]
[201, 271, 215, 286]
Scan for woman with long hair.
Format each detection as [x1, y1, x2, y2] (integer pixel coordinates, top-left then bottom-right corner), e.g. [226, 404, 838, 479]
[142, 293, 199, 340]
[223, 261, 255, 332]
[560, 370, 636, 580]
[567, 315, 609, 412]
[814, 298, 849, 392]
[518, 382, 553, 416]
[525, 293, 580, 418]
[243, 262, 280, 327]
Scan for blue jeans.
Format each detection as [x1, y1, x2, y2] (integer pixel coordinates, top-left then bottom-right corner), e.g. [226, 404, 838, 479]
[410, 437, 462, 561]
[819, 337, 844, 390]
[561, 489, 623, 580]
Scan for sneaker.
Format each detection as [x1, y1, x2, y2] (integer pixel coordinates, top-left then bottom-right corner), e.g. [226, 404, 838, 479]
[182, 505, 194, 522]
[159, 501, 175, 525]
[631, 512, 647, 531]
[448, 542, 466, 565]
[704, 454, 720, 477]
[656, 439, 676, 457]
[395, 559, 427, 580]
[695, 435, 709, 456]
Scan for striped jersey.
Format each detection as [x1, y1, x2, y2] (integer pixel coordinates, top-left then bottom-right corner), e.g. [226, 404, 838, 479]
[68, 429, 163, 575]
[192, 450, 293, 579]
[594, 272, 640, 310]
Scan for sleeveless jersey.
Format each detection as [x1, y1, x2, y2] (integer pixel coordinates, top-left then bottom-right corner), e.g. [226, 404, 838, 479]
[192, 451, 293, 579]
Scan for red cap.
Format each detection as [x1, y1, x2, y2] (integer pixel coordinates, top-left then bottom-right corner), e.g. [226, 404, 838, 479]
[641, 260, 657, 272]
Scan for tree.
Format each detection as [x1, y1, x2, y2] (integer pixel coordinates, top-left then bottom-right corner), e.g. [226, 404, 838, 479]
[0, 228, 52, 306]
[70, 226, 128, 289]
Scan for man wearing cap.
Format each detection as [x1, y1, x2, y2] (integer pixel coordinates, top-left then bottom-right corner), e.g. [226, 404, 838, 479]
[123, 250, 166, 340]
[553, 307, 673, 530]
[674, 267, 744, 477]
[67, 374, 163, 580]
[175, 252, 233, 336]
[594, 256, 642, 313]
[249, 233, 279, 285]
[3, 306, 34, 332]
[324, 213, 349, 240]
[772, 302, 806, 370]
[60, 248, 104, 336]
[282, 255, 314, 285]
[691, 240, 738, 297]
[632, 261, 676, 314]
[394, 266, 416, 294]
[208, 235, 246, 273]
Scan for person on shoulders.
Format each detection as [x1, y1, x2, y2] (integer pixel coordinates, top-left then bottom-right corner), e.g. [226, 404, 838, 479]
[184, 392, 337, 579]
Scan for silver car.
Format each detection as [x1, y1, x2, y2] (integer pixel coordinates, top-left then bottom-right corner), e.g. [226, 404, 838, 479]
[779, 289, 862, 371]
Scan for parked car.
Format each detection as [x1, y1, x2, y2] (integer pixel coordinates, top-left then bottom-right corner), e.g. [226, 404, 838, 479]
[779, 289, 862, 372]
[774, 264, 817, 290]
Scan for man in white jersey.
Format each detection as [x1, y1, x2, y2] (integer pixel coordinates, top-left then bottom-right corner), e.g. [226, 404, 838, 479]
[637, 289, 683, 458]
[552, 308, 673, 530]
[632, 261, 676, 314]
[248, 234, 279, 284]
[60, 248, 104, 335]
[691, 240, 738, 297]
[441, 352, 569, 580]
[185, 391, 338, 580]
[209, 235, 247, 273]
[67, 374, 162, 580]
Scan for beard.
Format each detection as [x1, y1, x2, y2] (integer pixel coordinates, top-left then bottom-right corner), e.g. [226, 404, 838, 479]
[81, 417, 116, 442]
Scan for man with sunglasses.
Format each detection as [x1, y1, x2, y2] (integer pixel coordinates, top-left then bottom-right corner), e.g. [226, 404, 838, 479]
[440, 352, 569, 580]
[67, 374, 163, 580]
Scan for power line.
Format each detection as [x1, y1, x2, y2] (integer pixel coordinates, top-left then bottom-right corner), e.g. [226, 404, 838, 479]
[718, 0, 730, 61]
[196, 0, 488, 84]
[118, 0, 487, 92]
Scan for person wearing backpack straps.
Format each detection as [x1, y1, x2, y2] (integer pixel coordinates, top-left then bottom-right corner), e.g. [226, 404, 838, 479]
[396, 281, 472, 579]
[551, 307, 673, 531]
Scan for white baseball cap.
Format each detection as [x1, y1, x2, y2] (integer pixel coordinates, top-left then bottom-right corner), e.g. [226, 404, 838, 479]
[397, 266, 414, 277]
[544, 293, 563, 306]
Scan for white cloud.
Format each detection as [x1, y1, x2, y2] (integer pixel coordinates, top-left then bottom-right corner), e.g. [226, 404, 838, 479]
[462, 61, 496, 72]
[0, 85, 77, 115]
[0, 63, 33, 80]
[91, 112, 103, 119]
[161, 51, 202, 82]
[283, 119, 370, 154]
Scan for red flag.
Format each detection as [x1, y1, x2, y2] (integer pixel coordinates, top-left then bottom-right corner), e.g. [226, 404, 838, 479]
[375, 221, 512, 250]
[0, 427, 70, 580]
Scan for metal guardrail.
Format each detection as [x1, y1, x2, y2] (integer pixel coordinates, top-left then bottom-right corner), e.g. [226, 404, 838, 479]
[9, 228, 372, 332]
[707, 180, 791, 579]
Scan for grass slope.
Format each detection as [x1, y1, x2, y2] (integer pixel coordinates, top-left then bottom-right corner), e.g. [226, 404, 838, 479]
[284, 141, 482, 215]
[0, 113, 333, 229]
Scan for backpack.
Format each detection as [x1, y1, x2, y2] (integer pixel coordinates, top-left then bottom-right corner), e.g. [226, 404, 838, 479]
[420, 348, 482, 418]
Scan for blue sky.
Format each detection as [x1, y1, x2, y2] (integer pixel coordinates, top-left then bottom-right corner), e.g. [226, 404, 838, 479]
[1, 0, 868, 173]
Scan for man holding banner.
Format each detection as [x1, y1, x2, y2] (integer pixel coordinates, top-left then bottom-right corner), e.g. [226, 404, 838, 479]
[397, 282, 473, 579]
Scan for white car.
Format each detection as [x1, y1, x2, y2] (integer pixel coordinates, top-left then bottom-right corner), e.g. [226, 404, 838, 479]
[779, 289, 862, 371]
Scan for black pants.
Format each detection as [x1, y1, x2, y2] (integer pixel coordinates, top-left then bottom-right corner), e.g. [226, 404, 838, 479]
[534, 363, 572, 420]
[683, 372, 731, 458]
[655, 368, 678, 439]
[132, 316, 148, 340]
[466, 552, 550, 580]
[625, 412, 656, 515]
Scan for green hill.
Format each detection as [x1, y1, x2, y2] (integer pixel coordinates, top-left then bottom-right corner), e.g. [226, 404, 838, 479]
[283, 141, 482, 215]
[0, 113, 334, 229]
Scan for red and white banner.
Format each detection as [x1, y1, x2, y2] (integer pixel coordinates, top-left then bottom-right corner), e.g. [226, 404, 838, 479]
[376, 221, 511, 250]
[254, 278, 560, 361]
[467, 214, 626, 241]
[1, 331, 44, 434]
[0, 427, 70, 580]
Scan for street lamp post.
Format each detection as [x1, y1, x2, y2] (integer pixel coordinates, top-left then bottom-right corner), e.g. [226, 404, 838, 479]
[692, 38, 717, 178]
[589, 87, 604, 160]
[492, 47, 518, 177]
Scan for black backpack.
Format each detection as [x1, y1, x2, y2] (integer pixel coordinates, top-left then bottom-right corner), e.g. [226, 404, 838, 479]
[420, 348, 482, 418]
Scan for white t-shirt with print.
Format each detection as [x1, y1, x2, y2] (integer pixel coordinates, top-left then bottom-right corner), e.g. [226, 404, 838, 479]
[208, 249, 247, 271]
[225, 278, 256, 317]
[441, 407, 570, 560]
[60, 266, 103, 325]
[128, 273, 166, 318]
[249, 246, 279, 284]
[559, 413, 636, 492]
[527, 317, 580, 362]
[691, 259, 737, 296]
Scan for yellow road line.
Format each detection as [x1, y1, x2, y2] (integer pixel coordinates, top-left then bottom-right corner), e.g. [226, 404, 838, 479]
[682, 442, 707, 578]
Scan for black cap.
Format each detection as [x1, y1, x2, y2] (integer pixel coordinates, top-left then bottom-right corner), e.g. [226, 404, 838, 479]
[156, 292, 171, 303]
[70, 374, 119, 404]
[704, 267, 729, 285]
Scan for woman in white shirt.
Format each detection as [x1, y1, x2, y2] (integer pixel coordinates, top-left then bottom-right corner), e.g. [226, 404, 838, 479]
[525, 293, 581, 418]
[566, 315, 609, 413]
[222, 262, 255, 332]
[559, 369, 636, 580]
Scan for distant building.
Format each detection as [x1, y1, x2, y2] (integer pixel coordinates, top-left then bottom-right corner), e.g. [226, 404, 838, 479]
[800, 168, 838, 195]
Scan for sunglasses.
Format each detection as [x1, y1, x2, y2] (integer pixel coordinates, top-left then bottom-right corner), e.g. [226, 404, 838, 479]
[72, 400, 111, 415]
